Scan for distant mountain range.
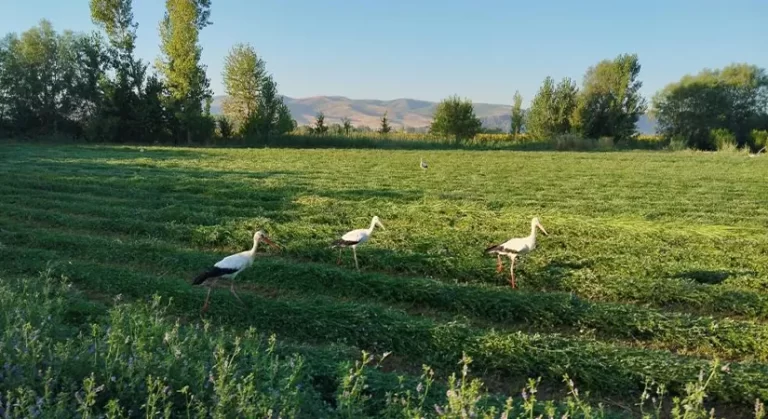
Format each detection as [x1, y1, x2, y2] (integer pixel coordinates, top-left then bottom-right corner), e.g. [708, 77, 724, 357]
[210, 95, 657, 134]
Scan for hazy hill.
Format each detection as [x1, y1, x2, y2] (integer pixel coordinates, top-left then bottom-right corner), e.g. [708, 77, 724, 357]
[210, 95, 657, 134]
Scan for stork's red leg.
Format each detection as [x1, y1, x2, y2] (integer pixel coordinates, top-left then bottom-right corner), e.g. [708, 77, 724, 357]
[230, 283, 245, 305]
[201, 287, 212, 314]
[496, 255, 503, 273]
[508, 256, 517, 289]
[337, 249, 342, 265]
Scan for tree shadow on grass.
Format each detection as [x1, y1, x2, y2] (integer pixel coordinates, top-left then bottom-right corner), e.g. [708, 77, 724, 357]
[532, 258, 595, 291]
[5, 144, 215, 162]
[673, 269, 756, 285]
[10, 156, 311, 228]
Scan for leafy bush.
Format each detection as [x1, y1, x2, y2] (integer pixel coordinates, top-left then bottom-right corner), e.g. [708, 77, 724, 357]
[216, 116, 234, 139]
[667, 135, 689, 151]
[711, 128, 738, 152]
[597, 136, 615, 150]
[752, 129, 768, 149]
[653, 64, 768, 150]
[554, 133, 598, 151]
[3, 271, 762, 418]
[0, 272, 314, 418]
[429, 95, 483, 142]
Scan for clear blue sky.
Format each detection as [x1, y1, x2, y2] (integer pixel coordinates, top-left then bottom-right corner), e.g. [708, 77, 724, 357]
[3, 0, 766, 106]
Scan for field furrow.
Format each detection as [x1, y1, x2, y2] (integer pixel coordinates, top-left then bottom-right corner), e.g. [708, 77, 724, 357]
[3, 216, 768, 364]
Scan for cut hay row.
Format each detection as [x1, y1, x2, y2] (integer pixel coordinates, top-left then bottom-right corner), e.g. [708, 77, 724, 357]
[2, 244, 768, 406]
[2, 217, 768, 362]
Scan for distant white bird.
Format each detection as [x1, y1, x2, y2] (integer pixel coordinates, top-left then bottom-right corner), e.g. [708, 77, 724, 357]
[420, 158, 428, 170]
[332, 216, 385, 271]
[484, 217, 548, 289]
[749, 147, 766, 158]
[192, 230, 279, 313]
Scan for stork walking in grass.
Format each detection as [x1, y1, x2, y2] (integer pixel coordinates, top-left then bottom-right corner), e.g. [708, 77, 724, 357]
[332, 216, 385, 271]
[420, 158, 428, 170]
[192, 230, 279, 313]
[484, 217, 548, 289]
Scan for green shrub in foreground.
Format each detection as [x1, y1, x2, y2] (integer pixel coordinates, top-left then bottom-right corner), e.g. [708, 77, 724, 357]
[5, 255, 768, 408]
[0, 274, 315, 417]
[2, 271, 765, 418]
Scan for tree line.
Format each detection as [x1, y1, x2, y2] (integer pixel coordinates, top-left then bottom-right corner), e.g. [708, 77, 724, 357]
[422, 55, 767, 150]
[0, 0, 766, 150]
[0, 0, 295, 144]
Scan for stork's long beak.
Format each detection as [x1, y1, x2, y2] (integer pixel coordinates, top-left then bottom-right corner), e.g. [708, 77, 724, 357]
[377, 222, 385, 230]
[261, 236, 280, 249]
[537, 223, 548, 236]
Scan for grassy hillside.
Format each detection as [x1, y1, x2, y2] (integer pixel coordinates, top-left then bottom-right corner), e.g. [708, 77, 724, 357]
[1, 143, 764, 417]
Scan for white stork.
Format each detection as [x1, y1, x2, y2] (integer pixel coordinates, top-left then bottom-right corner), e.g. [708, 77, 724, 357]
[192, 230, 279, 313]
[420, 158, 428, 170]
[484, 217, 548, 289]
[332, 216, 385, 271]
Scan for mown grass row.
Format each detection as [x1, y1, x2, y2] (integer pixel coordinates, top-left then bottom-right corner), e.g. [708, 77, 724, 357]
[0, 272, 514, 418]
[3, 207, 768, 364]
[4, 271, 751, 418]
[4, 146, 768, 229]
[4, 214, 768, 364]
[2, 242, 768, 408]
[4, 186, 768, 326]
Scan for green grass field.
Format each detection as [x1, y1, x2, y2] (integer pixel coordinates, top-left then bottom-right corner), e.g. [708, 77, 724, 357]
[2, 143, 768, 417]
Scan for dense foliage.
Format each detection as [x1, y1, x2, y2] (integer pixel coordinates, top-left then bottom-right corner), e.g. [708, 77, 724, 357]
[429, 95, 482, 141]
[524, 77, 580, 139]
[574, 53, 647, 141]
[510, 90, 524, 136]
[0, 0, 765, 148]
[4, 273, 749, 418]
[0, 0, 294, 144]
[652, 63, 768, 150]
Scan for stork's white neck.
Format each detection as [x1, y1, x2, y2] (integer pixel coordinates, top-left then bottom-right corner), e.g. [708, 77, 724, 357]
[368, 218, 378, 233]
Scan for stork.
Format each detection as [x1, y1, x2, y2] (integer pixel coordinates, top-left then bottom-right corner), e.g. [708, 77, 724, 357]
[420, 158, 428, 170]
[192, 230, 279, 313]
[484, 217, 548, 289]
[332, 216, 385, 271]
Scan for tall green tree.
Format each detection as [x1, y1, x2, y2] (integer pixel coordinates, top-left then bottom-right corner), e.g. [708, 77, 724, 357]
[90, 0, 168, 143]
[379, 111, 391, 134]
[652, 64, 768, 149]
[221, 43, 265, 128]
[0, 21, 96, 136]
[525, 77, 555, 139]
[222, 44, 293, 138]
[429, 95, 482, 142]
[90, 0, 137, 58]
[526, 77, 579, 139]
[157, 0, 212, 144]
[275, 101, 296, 134]
[341, 117, 352, 135]
[553, 78, 579, 134]
[575, 53, 646, 141]
[313, 112, 328, 135]
[510, 90, 524, 136]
